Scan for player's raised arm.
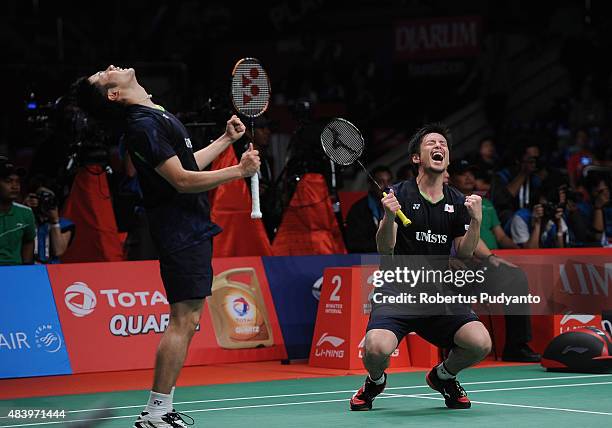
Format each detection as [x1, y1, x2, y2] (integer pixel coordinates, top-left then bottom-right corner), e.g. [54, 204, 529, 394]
[156, 145, 259, 193]
[376, 189, 399, 255]
[455, 194, 482, 258]
[193, 115, 246, 170]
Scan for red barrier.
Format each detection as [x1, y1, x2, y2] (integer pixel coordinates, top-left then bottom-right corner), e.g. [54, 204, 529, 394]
[309, 266, 414, 369]
[48, 258, 286, 373]
[489, 249, 612, 355]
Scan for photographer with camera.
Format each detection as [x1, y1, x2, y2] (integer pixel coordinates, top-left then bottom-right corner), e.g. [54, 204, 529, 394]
[23, 175, 75, 264]
[0, 157, 35, 265]
[509, 186, 569, 248]
[577, 175, 611, 245]
[490, 142, 545, 226]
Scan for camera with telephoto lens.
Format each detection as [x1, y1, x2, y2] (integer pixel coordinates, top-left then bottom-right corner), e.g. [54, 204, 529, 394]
[542, 202, 558, 220]
[37, 190, 57, 213]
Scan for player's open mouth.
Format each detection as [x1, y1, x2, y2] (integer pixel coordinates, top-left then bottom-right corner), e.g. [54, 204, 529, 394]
[431, 150, 445, 162]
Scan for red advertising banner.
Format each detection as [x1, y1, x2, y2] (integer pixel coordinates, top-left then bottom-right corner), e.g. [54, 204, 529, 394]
[47, 258, 286, 373]
[309, 266, 415, 369]
[394, 16, 481, 61]
[492, 249, 611, 353]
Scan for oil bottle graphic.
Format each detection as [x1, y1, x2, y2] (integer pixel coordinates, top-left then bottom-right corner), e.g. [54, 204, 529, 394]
[209, 268, 274, 349]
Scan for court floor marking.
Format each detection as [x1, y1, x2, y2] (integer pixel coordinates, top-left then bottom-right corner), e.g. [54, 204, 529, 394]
[383, 393, 612, 416]
[3, 372, 609, 418]
[1, 379, 611, 427]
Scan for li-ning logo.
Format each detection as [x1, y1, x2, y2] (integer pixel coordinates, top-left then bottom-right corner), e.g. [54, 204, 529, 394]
[184, 138, 192, 149]
[562, 346, 589, 355]
[316, 333, 345, 348]
[64, 282, 97, 317]
[560, 314, 596, 325]
[415, 230, 447, 244]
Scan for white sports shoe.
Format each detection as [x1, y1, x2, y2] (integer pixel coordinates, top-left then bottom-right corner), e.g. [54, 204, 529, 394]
[133, 411, 194, 427]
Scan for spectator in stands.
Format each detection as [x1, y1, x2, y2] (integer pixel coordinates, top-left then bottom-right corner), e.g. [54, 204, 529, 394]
[22, 175, 75, 263]
[396, 163, 414, 181]
[448, 160, 518, 250]
[344, 166, 392, 253]
[470, 136, 499, 181]
[509, 187, 569, 248]
[577, 175, 611, 244]
[566, 128, 595, 188]
[0, 157, 35, 265]
[490, 142, 544, 226]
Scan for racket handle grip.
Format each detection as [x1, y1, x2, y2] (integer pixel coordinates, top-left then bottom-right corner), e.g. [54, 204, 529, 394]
[382, 191, 411, 226]
[250, 173, 262, 219]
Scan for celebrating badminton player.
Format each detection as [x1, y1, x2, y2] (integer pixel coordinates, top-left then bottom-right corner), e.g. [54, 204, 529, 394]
[350, 123, 490, 411]
[74, 65, 260, 427]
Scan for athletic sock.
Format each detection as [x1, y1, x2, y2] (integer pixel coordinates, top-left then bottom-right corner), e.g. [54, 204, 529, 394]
[436, 362, 456, 380]
[369, 372, 386, 385]
[144, 390, 172, 420]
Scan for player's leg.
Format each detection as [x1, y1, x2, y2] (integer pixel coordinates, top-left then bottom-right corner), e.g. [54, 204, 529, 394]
[350, 328, 398, 411]
[135, 239, 213, 427]
[419, 315, 491, 409]
[152, 299, 204, 393]
[363, 328, 398, 380]
[350, 312, 409, 411]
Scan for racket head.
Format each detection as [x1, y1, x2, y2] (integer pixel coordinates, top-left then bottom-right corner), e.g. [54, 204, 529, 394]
[320, 117, 364, 166]
[231, 58, 271, 118]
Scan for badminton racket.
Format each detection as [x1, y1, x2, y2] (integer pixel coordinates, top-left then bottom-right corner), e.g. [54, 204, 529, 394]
[230, 58, 271, 219]
[320, 118, 411, 226]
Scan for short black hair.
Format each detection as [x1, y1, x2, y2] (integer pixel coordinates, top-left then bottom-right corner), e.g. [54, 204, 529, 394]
[72, 76, 126, 121]
[407, 123, 452, 172]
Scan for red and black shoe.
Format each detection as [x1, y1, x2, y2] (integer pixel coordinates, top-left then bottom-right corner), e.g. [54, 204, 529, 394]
[426, 367, 471, 409]
[349, 373, 387, 411]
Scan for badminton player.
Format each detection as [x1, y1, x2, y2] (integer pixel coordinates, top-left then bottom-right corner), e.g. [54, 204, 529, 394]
[350, 123, 491, 411]
[74, 65, 260, 427]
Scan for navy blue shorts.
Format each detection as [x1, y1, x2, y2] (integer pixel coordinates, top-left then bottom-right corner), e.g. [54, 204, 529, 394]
[159, 239, 213, 304]
[366, 310, 480, 349]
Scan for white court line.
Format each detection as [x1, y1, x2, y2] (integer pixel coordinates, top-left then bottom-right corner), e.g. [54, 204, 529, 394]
[384, 392, 612, 416]
[1, 380, 611, 427]
[3, 372, 609, 418]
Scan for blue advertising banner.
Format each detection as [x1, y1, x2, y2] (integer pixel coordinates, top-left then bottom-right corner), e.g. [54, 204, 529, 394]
[0, 266, 72, 378]
[263, 254, 361, 359]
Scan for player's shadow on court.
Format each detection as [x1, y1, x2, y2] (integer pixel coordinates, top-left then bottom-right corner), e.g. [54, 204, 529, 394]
[372, 407, 446, 417]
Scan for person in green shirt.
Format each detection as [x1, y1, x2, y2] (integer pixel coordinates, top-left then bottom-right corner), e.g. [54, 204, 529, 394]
[448, 159, 539, 362]
[448, 160, 517, 249]
[0, 157, 35, 265]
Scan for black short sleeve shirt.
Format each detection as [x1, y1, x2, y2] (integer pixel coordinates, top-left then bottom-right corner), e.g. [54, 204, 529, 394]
[390, 178, 471, 256]
[124, 105, 221, 255]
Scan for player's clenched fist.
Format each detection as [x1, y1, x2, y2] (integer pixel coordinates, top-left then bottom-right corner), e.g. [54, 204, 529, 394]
[381, 189, 401, 217]
[464, 194, 482, 223]
[225, 115, 246, 142]
[239, 143, 260, 177]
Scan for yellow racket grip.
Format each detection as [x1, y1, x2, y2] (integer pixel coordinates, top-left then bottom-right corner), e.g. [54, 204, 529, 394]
[382, 191, 411, 226]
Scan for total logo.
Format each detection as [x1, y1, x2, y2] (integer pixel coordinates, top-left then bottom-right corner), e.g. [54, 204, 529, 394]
[314, 332, 345, 358]
[34, 324, 62, 353]
[64, 282, 168, 318]
[64, 282, 97, 317]
[63, 282, 177, 337]
[232, 297, 250, 317]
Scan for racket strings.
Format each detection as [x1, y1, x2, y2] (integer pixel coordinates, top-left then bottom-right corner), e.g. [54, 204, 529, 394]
[231, 59, 270, 118]
[320, 119, 364, 165]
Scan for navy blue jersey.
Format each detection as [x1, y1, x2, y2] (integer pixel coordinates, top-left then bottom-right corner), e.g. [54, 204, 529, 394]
[124, 105, 221, 255]
[391, 178, 471, 255]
